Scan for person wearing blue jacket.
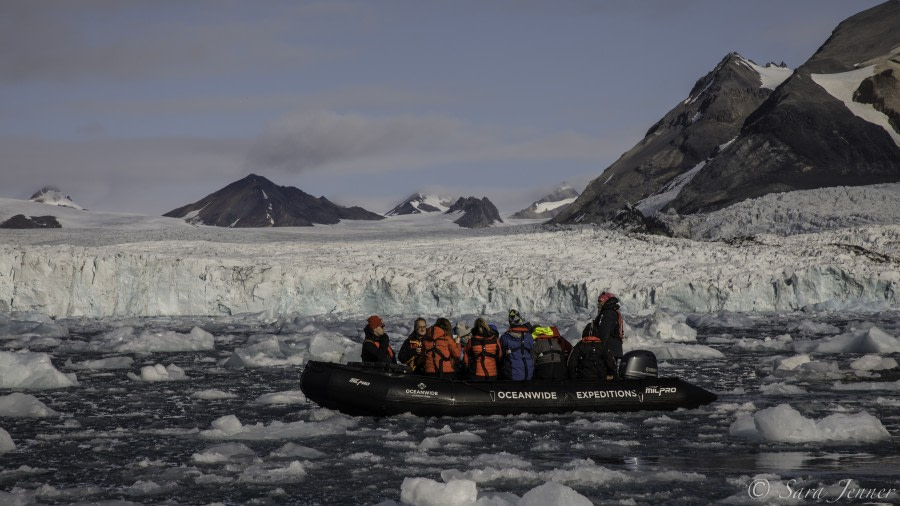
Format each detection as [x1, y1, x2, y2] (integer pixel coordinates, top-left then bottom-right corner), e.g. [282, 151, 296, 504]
[499, 309, 534, 380]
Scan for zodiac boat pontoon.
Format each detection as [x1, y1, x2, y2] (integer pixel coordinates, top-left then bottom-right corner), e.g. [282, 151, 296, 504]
[300, 350, 717, 417]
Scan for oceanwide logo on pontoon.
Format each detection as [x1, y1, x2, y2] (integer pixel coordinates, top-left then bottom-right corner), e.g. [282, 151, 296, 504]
[405, 383, 439, 397]
[349, 378, 371, 387]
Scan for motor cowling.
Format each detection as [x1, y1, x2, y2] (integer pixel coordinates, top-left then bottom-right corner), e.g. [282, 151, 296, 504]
[619, 350, 658, 379]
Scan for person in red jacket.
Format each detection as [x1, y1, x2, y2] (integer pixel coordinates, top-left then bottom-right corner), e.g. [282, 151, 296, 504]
[361, 315, 395, 364]
[463, 318, 502, 380]
[418, 318, 461, 379]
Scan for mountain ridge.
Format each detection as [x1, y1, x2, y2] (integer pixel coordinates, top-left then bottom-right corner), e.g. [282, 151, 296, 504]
[164, 174, 384, 227]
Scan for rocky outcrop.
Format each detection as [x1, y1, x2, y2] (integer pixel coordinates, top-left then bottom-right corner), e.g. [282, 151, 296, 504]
[0, 215, 61, 229]
[446, 197, 503, 228]
[164, 174, 383, 227]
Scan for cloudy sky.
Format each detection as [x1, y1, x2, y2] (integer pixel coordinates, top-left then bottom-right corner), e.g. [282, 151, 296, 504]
[1, 0, 883, 215]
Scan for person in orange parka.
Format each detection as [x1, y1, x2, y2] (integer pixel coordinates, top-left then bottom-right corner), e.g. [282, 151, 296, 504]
[463, 318, 503, 381]
[417, 317, 461, 379]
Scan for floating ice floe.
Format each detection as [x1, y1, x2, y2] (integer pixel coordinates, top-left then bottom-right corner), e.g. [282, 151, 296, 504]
[223, 331, 357, 368]
[396, 477, 592, 506]
[792, 325, 900, 353]
[686, 312, 757, 329]
[769, 354, 842, 380]
[0, 312, 69, 340]
[64, 356, 134, 370]
[623, 310, 724, 360]
[418, 431, 483, 451]
[199, 411, 356, 440]
[0, 393, 59, 417]
[191, 389, 238, 400]
[59, 326, 214, 354]
[126, 363, 188, 382]
[268, 443, 325, 460]
[736, 334, 793, 352]
[237, 461, 308, 484]
[192, 442, 257, 464]
[729, 403, 891, 443]
[849, 354, 898, 371]
[400, 478, 477, 506]
[252, 391, 306, 405]
[0, 351, 78, 390]
[832, 380, 900, 391]
[0, 427, 14, 454]
[759, 382, 808, 395]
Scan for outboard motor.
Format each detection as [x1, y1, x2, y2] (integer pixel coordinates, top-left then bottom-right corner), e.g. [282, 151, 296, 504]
[619, 350, 658, 379]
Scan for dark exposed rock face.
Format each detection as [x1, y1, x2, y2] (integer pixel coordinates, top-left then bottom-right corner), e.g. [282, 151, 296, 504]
[385, 193, 451, 216]
[446, 197, 503, 229]
[553, 52, 776, 224]
[164, 174, 384, 227]
[670, 1, 900, 214]
[510, 185, 580, 219]
[854, 66, 900, 133]
[0, 215, 61, 229]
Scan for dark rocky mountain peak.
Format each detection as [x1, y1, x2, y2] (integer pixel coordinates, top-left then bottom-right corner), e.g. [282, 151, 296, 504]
[385, 193, 454, 216]
[164, 174, 383, 227]
[446, 197, 503, 229]
[553, 51, 782, 224]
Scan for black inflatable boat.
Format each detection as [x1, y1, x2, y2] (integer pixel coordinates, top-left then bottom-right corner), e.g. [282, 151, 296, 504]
[300, 351, 717, 417]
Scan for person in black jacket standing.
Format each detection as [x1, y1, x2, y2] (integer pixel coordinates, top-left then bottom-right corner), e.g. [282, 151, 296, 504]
[592, 291, 625, 367]
[361, 315, 395, 364]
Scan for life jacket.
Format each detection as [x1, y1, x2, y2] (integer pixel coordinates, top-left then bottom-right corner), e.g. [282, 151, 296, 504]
[420, 326, 460, 374]
[400, 335, 424, 370]
[465, 334, 501, 378]
[569, 335, 611, 380]
[362, 328, 395, 363]
[500, 325, 534, 380]
[532, 326, 565, 367]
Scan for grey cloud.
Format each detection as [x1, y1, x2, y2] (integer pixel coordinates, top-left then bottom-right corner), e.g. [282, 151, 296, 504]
[248, 110, 615, 174]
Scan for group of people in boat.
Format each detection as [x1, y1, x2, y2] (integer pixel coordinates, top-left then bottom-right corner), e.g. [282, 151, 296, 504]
[360, 292, 626, 381]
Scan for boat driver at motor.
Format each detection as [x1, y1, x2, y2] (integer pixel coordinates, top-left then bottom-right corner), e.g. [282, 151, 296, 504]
[361, 315, 396, 364]
[593, 291, 626, 368]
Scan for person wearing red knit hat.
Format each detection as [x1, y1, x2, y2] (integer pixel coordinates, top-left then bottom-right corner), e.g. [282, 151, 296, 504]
[361, 315, 395, 364]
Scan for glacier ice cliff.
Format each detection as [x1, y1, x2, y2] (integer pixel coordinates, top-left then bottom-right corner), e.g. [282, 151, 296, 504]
[0, 226, 897, 318]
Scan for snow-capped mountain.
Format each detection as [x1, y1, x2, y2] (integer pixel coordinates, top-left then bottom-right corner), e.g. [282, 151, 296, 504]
[385, 193, 455, 216]
[553, 52, 783, 224]
[670, 1, 900, 214]
[509, 184, 580, 219]
[163, 174, 384, 227]
[445, 197, 503, 228]
[557, 1, 900, 224]
[29, 186, 84, 210]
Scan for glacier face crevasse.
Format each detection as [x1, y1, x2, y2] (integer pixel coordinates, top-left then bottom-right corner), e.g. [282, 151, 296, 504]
[0, 226, 897, 317]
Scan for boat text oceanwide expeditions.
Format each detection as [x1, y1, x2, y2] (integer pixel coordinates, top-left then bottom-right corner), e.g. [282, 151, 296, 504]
[300, 350, 717, 417]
